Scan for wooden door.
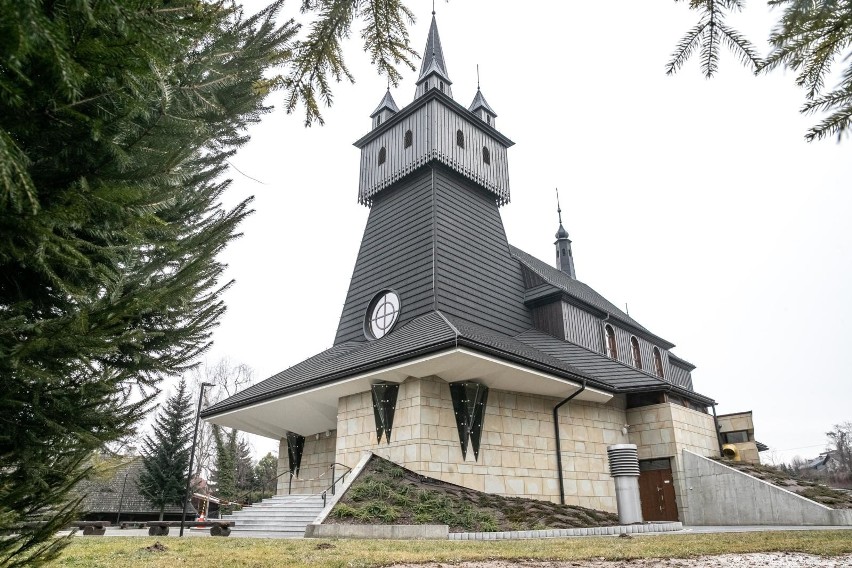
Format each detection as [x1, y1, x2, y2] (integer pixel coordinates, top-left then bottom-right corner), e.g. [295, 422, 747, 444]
[638, 461, 678, 521]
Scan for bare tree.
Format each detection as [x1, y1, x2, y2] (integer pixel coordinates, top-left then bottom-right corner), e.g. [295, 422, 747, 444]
[188, 358, 255, 480]
[828, 422, 852, 476]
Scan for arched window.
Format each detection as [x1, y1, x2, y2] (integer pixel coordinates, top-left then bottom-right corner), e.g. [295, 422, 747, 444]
[630, 336, 642, 370]
[439, 80, 445, 92]
[456, 129, 465, 148]
[378, 146, 386, 165]
[404, 130, 413, 149]
[605, 324, 617, 359]
[482, 146, 491, 165]
[653, 347, 665, 378]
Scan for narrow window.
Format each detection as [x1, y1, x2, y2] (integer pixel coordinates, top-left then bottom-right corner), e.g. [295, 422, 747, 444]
[456, 129, 465, 148]
[404, 130, 413, 149]
[482, 146, 491, 165]
[605, 324, 617, 359]
[376, 115, 382, 126]
[378, 146, 386, 165]
[653, 347, 665, 378]
[630, 336, 643, 370]
[486, 115, 491, 125]
[440, 80, 445, 92]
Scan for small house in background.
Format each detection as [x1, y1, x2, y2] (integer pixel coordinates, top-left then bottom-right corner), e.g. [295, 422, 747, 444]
[77, 456, 196, 523]
[716, 411, 768, 464]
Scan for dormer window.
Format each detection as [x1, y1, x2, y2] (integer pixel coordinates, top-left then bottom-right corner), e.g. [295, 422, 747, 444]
[653, 347, 665, 378]
[456, 130, 465, 148]
[404, 130, 413, 149]
[630, 336, 642, 370]
[605, 324, 617, 359]
[482, 146, 490, 165]
[378, 146, 386, 165]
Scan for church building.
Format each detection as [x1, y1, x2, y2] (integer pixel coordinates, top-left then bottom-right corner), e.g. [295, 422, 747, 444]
[201, 15, 722, 523]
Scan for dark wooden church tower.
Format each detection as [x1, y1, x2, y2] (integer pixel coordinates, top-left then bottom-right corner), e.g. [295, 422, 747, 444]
[334, 15, 532, 345]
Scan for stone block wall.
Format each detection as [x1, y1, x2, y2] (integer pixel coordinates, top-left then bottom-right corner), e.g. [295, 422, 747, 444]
[336, 375, 629, 512]
[276, 430, 337, 495]
[627, 402, 719, 521]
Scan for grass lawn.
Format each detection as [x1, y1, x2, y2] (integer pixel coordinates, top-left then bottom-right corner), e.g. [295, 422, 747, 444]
[50, 530, 852, 568]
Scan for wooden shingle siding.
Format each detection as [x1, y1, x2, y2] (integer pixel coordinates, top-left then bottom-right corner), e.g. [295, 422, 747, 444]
[433, 168, 531, 336]
[531, 302, 564, 339]
[334, 170, 436, 344]
[561, 301, 601, 352]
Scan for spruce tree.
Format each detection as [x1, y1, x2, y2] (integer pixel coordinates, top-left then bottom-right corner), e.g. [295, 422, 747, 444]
[0, 0, 416, 564]
[211, 426, 238, 506]
[137, 379, 194, 521]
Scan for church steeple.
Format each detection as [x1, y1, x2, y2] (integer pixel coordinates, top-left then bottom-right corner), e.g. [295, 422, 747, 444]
[415, 13, 452, 99]
[554, 189, 576, 279]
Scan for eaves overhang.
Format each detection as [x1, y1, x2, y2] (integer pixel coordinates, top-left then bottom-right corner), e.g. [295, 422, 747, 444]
[353, 88, 515, 149]
[201, 346, 612, 440]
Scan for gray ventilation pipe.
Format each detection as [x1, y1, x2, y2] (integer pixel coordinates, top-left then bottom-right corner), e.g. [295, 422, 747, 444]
[606, 444, 642, 525]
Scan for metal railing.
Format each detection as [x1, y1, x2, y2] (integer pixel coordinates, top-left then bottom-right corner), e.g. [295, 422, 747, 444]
[321, 463, 352, 507]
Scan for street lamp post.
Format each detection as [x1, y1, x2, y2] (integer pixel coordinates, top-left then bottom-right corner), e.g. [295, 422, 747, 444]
[180, 382, 214, 537]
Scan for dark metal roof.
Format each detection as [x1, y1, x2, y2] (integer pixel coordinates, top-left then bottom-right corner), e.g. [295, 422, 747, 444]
[513, 329, 713, 405]
[417, 14, 451, 84]
[370, 89, 399, 117]
[510, 245, 675, 349]
[204, 309, 713, 419]
[668, 352, 697, 371]
[76, 457, 194, 516]
[204, 311, 458, 417]
[468, 88, 497, 116]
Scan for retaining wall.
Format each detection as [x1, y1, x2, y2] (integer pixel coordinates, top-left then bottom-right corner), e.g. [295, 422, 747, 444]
[682, 449, 852, 526]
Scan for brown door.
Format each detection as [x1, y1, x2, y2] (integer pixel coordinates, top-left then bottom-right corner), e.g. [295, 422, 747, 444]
[638, 459, 678, 521]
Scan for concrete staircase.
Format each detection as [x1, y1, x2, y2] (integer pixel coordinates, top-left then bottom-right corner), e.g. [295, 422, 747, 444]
[223, 494, 326, 538]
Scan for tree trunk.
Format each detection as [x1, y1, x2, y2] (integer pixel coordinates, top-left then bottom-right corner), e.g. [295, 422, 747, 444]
[158, 507, 164, 521]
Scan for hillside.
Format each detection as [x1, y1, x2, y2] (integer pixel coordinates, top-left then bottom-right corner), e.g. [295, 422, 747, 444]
[326, 456, 619, 532]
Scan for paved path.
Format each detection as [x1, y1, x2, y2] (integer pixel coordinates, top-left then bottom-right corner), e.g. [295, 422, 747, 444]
[59, 524, 852, 539]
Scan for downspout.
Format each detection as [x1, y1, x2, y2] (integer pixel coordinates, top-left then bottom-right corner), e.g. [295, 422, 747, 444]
[553, 379, 586, 505]
[711, 403, 724, 457]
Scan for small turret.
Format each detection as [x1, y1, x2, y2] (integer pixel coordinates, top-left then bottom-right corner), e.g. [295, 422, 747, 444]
[370, 88, 399, 129]
[554, 189, 576, 279]
[469, 87, 497, 128]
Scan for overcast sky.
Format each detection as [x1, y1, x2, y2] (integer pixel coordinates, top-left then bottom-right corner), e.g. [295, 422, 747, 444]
[192, 1, 851, 465]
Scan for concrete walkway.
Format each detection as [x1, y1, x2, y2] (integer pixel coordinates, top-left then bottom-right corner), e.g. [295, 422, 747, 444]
[58, 524, 852, 540]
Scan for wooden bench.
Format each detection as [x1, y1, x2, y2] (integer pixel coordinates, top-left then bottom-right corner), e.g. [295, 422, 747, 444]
[145, 520, 234, 536]
[119, 521, 146, 529]
[73, 521, 111, 536]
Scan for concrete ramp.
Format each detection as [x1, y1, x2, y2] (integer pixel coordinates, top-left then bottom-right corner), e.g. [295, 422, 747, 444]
[682, 450, 852, 526]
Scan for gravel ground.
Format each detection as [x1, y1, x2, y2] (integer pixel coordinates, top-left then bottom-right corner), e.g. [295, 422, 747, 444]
[388, 553, 852, 567]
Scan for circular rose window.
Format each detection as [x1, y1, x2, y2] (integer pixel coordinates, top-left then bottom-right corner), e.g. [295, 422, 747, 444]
[365, 290, 401, 340]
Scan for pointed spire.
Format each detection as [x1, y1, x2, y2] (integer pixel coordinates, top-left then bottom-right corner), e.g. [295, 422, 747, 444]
[415, 13, 452, 98]
[469, 66, 497, 126]
[370, 88, 399, 117]
[554, 188, 576, 279]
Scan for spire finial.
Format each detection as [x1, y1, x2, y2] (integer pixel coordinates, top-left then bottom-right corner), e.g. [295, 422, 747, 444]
[432, 0, 435, 15]
[476, 64, 480, 90]
[556, 187, 563, 225]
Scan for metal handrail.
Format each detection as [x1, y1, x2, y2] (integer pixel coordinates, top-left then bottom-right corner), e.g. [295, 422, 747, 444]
[321, 462, 353, 507]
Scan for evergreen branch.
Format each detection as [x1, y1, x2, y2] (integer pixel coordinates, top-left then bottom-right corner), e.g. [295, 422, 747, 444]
[718, 21, 762, 70]
[667, 21, 709, 75]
